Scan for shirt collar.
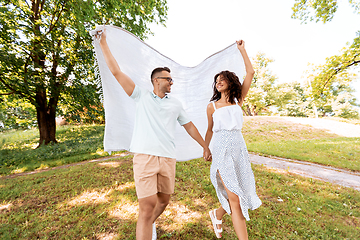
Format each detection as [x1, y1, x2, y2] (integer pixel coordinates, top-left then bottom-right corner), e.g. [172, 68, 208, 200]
[151, 91, 170, 99]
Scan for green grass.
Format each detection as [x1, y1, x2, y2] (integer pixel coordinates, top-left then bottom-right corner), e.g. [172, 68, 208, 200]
[0, 156, 359, 239]
[242, 117, 360, 171]
[247, 138, 360, 171]
[1, 119, 359, 238]
[0, 125, 112, 176]
[1, 117, 359, 176]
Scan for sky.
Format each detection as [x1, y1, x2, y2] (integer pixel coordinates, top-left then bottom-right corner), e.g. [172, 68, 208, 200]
[145, 0, 360, 101]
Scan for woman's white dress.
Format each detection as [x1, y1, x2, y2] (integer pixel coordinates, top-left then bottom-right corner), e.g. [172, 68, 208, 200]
[210, 102, 261, 221]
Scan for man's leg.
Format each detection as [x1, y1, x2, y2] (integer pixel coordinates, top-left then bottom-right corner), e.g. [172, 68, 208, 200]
[133, 154, 159, 239]
[153, 156, 176, 223]
[137, 194, 158, 240]
[135, 155, 175, 239]
[151, 192, 171, 223]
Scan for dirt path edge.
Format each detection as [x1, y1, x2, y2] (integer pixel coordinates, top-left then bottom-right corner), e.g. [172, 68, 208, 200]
[249, 153, 360, 191]
[2, 152, 359, 192]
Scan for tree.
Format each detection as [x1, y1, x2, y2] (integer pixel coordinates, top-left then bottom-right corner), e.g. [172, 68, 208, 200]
[291, 0, 360, 104]
[305, 62, 359, 117]
[243, 52, 295, 116]
[0, 94, 37, 131]
[276, 82, 314, 117]
[0, 0, 168, 145]
[292, 0, 360, 23]
[243, 53, 276, 115]
[331, 91, 359, 118]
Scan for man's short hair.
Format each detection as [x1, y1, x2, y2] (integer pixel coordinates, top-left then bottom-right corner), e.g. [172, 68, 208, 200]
[151, 67, 171, 84]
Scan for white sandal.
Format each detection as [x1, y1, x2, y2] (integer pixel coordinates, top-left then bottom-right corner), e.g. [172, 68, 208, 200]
[209, 209, 222, 238]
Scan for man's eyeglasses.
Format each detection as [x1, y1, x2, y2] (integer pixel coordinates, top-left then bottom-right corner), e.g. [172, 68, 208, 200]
[157, 77, 174, 83]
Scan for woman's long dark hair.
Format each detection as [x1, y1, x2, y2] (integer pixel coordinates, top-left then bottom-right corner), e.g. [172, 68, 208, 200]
[210, 70, 242, 104]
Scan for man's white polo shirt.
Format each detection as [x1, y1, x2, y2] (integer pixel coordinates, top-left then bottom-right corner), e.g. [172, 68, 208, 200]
[129, 85, 190, 159]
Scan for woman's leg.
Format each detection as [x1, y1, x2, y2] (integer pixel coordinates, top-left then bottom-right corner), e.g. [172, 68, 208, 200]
[215, 206, 226, 221]
[218, 171, 248, 240]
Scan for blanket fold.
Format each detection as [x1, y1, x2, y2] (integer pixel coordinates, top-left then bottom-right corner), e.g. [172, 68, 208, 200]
[91, 25, 245, 161]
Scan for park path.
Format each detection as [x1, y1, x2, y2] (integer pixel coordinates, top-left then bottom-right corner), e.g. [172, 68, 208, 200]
[248, 117, 360, 191]
[250, 117, 360, 191]
[249, 154, 360, 191]
[2, 152, 360, 192]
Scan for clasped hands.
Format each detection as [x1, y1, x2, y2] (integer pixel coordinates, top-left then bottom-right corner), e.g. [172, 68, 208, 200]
[203, 148, 212, 162]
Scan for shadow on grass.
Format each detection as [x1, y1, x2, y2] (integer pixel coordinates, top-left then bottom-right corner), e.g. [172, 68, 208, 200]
[0, 125, 109, 176]
[0, 155, 359, 239]
[0, 156, 218, 239]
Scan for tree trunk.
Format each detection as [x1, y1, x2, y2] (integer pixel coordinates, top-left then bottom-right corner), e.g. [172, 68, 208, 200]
[252, 106, 258, 116]
[243, 105, 253, 116]
[36, 91, 57, 146]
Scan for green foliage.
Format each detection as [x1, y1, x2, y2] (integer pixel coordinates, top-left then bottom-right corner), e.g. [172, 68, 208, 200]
[58, 83, 105, 124]
[0, 0, 168, 136]
[244, 48, 359, 118]
[276, 82, 312, 117]
[310, 33, 360, 97]
[0, 94, 37, 131]
[292, 0, 360, 23]
[306, 61, 360, 118]
[292, 0, 360, 118]
[292, 0, 339, 23]
[243, 53, 278, 115]
[243, 53, 299, 116]
[331, 91, 359, 118]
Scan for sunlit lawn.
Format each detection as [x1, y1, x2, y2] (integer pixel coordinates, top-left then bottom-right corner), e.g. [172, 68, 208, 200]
[1, 117, 359, 176]
[243, 117, 360, 171]
[0, 125, 111, 176]
[0, 155, 359, 239]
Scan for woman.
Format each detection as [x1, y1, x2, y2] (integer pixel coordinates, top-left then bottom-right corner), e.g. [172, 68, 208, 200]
[205, 40, 262, 239]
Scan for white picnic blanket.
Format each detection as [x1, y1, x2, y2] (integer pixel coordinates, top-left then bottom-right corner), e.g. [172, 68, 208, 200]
[90, 25, 245, 161]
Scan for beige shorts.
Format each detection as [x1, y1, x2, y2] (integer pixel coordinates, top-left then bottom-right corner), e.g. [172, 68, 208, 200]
[133, 153, 176, 199]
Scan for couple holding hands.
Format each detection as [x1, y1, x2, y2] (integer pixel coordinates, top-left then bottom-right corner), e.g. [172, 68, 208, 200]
[97, 29, 261, 240]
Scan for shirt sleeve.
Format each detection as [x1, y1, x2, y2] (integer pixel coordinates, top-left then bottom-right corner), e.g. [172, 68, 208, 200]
[177, 105, 191, 126]
[130, 85, 142, 102]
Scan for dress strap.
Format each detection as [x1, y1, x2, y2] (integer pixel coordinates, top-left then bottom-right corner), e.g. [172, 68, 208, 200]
[212, 101, 217, 110]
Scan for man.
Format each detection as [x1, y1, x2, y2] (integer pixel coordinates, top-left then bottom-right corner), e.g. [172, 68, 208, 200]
[97, 29, 211, 240]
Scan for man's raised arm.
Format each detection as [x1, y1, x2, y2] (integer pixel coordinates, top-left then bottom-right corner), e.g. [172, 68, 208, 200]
[97, 29, 135, 96]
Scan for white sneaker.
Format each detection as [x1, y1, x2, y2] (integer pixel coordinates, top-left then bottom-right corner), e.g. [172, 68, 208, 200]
[152, 222, 157, 240]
